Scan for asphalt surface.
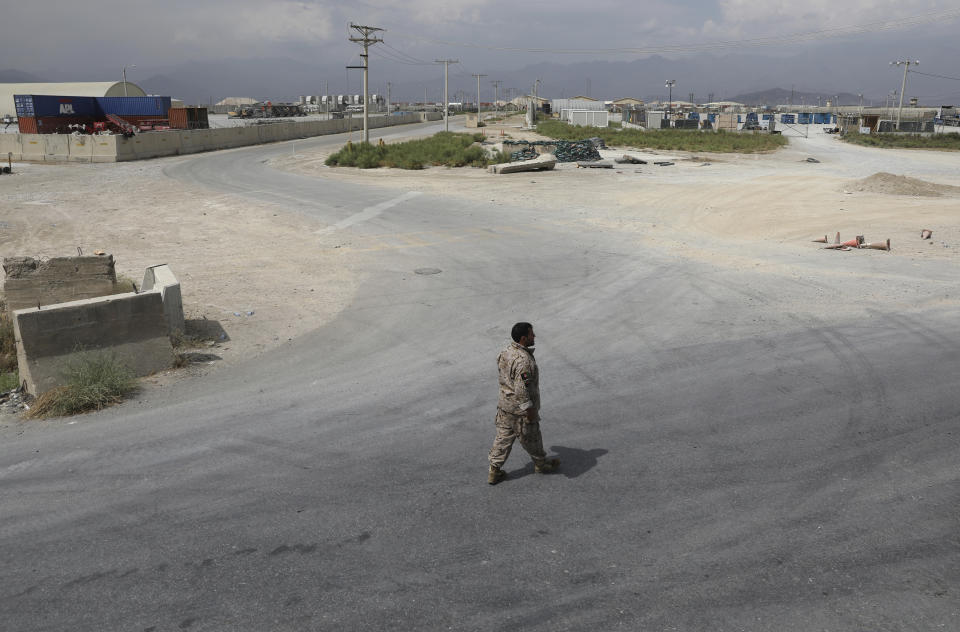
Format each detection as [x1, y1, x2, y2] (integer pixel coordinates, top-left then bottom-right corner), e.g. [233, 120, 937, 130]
[2, 122, 959, 631]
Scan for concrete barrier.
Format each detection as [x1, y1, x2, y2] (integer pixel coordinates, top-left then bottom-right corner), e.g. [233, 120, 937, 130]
[68, 134, 94, 162]
[3, 255, 118, 311]
[20, 135, 45, 161]
[13, 291, 173, 395]
[0, 134, 22, 161]
[44, 135, 70, 161]
[5, 113, 442, 163]
[141, 264, 184, 335]
[91, 135, 118, 163]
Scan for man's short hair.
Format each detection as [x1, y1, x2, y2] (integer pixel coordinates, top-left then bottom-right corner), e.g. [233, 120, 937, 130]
[511, 322, 533, 342]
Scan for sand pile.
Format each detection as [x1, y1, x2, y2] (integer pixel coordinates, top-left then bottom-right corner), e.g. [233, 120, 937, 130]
[848, 172, 960, 197]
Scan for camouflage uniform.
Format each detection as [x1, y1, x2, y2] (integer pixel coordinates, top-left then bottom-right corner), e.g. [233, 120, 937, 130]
[489, 341, 548, 468]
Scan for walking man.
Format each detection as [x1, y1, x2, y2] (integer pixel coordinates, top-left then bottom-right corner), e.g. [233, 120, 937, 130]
[488, 322, 560, 485]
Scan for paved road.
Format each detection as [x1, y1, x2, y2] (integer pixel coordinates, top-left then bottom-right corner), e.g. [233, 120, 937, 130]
[2, 124, 959, 631]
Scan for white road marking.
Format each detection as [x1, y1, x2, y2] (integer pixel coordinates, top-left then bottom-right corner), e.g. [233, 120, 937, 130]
[315, 191, 422, 235]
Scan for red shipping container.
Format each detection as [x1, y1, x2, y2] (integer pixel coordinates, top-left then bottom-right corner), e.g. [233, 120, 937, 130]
[168, 108, 188, 129]
[18, 117, 38, 134]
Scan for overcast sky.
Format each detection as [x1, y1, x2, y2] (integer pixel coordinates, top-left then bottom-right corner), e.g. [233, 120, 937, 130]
[4, 1, 960, 102]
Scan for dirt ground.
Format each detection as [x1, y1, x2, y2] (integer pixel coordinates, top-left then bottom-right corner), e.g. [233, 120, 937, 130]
[2, 114, 958, 392]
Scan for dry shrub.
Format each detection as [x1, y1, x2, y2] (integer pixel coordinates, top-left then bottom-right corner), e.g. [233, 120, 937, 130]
[25, 351, 137, 418]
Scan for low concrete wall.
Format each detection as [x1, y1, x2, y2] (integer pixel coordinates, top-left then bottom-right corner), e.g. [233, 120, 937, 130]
[3, 112, 445, 163]
[141, 264, 184, 335]
[3, 255, 118, 312]
[13, 291, 173, 395]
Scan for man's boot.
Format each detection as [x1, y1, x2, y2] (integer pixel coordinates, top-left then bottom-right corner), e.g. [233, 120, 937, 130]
[534, 458, 560, 474]
[488, 465, 507, 485]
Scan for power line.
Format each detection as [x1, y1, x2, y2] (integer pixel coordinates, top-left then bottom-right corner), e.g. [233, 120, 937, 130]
[912, 70, 960, 82]
[389, 9, 960, 55]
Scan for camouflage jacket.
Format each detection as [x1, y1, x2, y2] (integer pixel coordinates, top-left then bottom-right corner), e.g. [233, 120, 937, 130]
[497, 341, 540, 417]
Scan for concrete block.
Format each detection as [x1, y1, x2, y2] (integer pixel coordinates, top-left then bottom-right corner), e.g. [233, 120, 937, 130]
[0, 134, 22, 161]
[44, 135, 70, 161]
[20, 134, 45, 161]
[13, 291, 173, 395]
[488, 154, 557, 174]
[68, 134, 94, 162]
[141, 264, 184, 335]
[3, 255, 118, 312]
[91, 135, 118, 162]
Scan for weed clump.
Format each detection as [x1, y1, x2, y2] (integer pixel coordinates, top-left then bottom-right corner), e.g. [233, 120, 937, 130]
[536, 120, 788, 153]
[0, 298, 18, 388]
[841, 132, 960, 150]
[326, 132, 503, 169]
[25, 352, 137, 418]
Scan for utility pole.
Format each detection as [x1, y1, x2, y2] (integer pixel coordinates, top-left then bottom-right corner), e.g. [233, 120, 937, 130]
[665, 79, 676, 121]
[386, 82, 391, 114]
[473, 73, 487, 117]
[347, 23, 383, 143]
[435, 59, 458, 132]
[491, 80, 502, 117]
[891, 59, 919, 130]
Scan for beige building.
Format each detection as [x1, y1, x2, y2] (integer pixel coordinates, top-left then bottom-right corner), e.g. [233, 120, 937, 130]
[0, 81, 147, 118]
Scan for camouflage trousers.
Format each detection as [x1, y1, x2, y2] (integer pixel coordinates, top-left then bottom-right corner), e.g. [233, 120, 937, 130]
[489, 408, 547, 469]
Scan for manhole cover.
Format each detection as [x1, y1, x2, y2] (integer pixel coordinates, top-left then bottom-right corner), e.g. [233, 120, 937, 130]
[414, 268, 442, 275]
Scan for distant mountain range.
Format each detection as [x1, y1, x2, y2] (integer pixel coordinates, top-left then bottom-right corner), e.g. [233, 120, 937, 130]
[0, 69, 47, 83]
[728, 88, 865, 107]
[3, 44, 948, 108]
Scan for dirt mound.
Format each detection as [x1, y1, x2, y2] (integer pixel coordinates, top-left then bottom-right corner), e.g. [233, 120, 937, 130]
[849, 172, 960, 197]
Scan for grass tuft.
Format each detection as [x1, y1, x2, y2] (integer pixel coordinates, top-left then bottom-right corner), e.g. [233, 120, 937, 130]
[536, 120, 788, 153]
[25, 351, 137, 418]
[326, 132, 505, 169]
[0, 297, 18, 377]
[841, 132, 960, 150]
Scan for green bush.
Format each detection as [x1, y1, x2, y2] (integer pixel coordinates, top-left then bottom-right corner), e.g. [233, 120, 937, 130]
[326, 132, 498, 169]
[0, 370, 18, 392]
[536, 120, 788, 153]
[26, 351, 137, 418]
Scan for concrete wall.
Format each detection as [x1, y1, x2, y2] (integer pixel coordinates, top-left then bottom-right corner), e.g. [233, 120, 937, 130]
[0, 113, 444, 163]
[141, 264, 184, 335]
[13, 291, 172, 395]
[3, 256, 118, 312]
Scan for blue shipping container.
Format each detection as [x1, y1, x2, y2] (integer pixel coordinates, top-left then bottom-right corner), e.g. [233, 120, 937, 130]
[798, 112, 813, 124]
[97, 96, 172, 117]
[781, 114, 795, 124]
[14, 95, 99, 117]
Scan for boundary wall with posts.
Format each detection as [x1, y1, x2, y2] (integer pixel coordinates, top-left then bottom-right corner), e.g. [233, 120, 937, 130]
[0, 113, 443, 163]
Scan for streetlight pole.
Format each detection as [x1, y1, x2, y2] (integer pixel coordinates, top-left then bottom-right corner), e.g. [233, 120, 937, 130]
[891, 59, 919, 131]
[665, 79, 676, 125]
[473, 73, 487, 119]
[122, 64, 136, 96]
[435, 59, 458, 132]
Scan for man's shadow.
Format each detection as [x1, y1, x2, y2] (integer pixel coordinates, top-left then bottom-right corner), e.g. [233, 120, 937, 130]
[509, 445, 607, 480]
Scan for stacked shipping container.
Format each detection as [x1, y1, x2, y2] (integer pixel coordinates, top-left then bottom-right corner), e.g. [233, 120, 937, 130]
[15, 95, 175, 134]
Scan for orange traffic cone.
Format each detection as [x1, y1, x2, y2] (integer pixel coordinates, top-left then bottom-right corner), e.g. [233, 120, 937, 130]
[822, 244, 849, 250]
[841, 235, 864, 248]
[921, 229, 933, 239]
[812, 235, 828, 243]
[862, 239, 891, 251]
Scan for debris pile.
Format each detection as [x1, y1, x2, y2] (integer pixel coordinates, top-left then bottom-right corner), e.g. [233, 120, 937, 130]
[510, 147, 539, 161]
[848, 172, 960, 198]
[814, 232, 890, 252]
[503, 139, 602, 162]
[553, 140, 602, 162]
